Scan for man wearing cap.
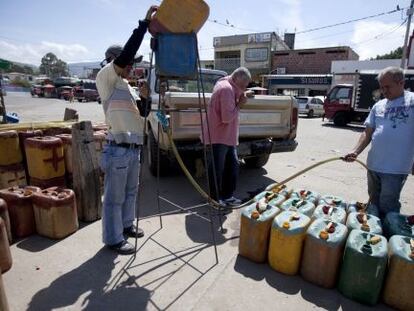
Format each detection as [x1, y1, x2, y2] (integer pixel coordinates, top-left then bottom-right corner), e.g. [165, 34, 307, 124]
[96, 5, 157, 255]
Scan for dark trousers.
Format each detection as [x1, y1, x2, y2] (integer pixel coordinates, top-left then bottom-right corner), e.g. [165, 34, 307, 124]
[208, 144, 239, 201]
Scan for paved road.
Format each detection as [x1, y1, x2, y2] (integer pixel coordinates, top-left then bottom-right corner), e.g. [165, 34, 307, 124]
[3, 92, 412, 310]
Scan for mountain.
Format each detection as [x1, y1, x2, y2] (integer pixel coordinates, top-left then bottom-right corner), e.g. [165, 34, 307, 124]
[68, 61, 101, 78]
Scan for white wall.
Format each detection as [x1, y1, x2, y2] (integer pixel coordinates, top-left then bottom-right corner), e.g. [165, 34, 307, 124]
[331, 59, 401, 73]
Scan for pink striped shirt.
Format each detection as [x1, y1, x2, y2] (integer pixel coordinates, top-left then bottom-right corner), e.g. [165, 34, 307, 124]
[201, 76, 244, 146]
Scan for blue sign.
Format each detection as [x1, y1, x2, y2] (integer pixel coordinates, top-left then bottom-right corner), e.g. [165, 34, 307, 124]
[268, 76, 332, 85]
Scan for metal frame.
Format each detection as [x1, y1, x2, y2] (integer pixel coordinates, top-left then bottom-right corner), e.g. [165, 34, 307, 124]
[133, 35, 224, 268]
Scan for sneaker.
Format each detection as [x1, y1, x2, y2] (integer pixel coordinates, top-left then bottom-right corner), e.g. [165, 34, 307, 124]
[123, 225, 144, 238]
[223, 196, 242, 206]
[108, 240, 135, 255]
[217, 200, 227, 208]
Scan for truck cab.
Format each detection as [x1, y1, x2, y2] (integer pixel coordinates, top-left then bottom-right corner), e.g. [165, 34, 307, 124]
[324, 84, 353, 126]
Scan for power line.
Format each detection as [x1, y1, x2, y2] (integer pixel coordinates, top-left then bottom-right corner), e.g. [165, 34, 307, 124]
[296, 7, 405, 34]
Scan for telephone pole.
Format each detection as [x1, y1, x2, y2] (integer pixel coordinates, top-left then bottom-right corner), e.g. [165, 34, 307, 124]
[401, 0, 414, 68]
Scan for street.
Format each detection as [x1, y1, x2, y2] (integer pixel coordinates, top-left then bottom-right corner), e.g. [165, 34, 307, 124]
[3, 91, 412, 310]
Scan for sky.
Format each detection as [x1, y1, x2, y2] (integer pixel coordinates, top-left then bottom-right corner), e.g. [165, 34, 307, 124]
[0, 0, 411, 66]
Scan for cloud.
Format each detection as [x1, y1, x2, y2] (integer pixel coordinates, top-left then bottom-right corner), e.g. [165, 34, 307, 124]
[0, 40, 91, 65]
[350, 20, 406, 60]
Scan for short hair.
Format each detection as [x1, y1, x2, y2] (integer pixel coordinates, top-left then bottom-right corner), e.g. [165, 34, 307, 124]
[231, 67, 251, 82]
[377, 66, 404, 83]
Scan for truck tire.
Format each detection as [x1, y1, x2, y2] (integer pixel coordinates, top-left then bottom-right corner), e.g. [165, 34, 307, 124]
[147, 128, 170, 176]
[244, 154, 270, 168]
[333, 112, 348, 127]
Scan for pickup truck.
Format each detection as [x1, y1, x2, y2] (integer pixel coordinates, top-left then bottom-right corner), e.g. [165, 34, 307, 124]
[146, 69, 298, 175]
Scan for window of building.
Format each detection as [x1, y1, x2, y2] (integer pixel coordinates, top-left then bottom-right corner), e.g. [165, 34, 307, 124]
[245, 48, 268, 62]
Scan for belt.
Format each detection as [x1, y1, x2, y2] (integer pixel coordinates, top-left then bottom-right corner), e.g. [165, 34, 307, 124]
[107, 140, 140, 149]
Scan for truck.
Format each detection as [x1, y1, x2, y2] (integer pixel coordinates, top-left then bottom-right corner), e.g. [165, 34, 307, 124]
[324, 70, 414, 126]
[146, 69, 299, 175]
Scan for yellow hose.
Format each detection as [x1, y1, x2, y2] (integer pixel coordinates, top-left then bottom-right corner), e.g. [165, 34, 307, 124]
[166, 128, 368, 210]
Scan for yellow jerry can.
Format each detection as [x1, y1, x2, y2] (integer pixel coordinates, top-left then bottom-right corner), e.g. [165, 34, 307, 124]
[0, 130, 22, 166]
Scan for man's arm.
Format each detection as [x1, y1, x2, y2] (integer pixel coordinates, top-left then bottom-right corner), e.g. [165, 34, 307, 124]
[113, 6, 157, 73]
[220, 88, 239, 123]
[343, 127, 374, 162]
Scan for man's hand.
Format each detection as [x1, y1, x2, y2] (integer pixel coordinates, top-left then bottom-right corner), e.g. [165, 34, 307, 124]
[138, 79, 150, 99]
[145, 5, 158, 21]
[343, 152, 358, 162]
[238, 93, 248, 108]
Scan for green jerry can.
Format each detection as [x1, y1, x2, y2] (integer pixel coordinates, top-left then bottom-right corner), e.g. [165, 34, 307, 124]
[346, 212, 382, 235]
[239, 200, 282, 263]
[268, 211, 311, 275]
[347, 201, 379, 217]
[383, 236, 414, 311]
[338, 230, 388, 305]
[383, 212, 414, 239]
[290, 189, 319, 205]
[279, 198, 315, 218]
[318, 195, 347, 209]
[301, 219, 348, 288]
[312, 204, 347, 224]
[253, 191, 286, 207]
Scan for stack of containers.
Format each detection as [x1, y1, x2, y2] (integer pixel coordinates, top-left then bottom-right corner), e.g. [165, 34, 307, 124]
[0, 131, 26, 189]
[0, 217, 12, 273]
[0, 186, 41, 238]
[239, 198, 282, 263]
[301, 219, 348, 288]
[55, 134, 73, 187]
[338, 230, 387, 305]
[347, 201, 379, 217]
[383, 212, 414, 239]
[24, 136, 66, 188]
[253, 191, 286, 207]
[319, 195, 347, 209]
[0, 272, 9, 311]
[346, 212, 382, 235]
[312, 203, 347, 224]
[383, 236, 414, 310]
[0, 215, 11, 310]
[279, 198, 315, 218]
[290, 189, 319, 205]
[32, 187, 79, 239]
[268, 211, 311, 275]
[18, 130, 43, 179]
[0, 199, 11, 243]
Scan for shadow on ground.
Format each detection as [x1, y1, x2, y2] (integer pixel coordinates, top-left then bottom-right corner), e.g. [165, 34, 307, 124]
[27, 248, 151, 311]
[234, 255, 393, 311]
[322, 122, 365, 133]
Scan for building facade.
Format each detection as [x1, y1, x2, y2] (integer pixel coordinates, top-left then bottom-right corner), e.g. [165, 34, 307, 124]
[214, 32, 290, 81]
[262, 74, 332, 97]
[272, 46, 359, 75]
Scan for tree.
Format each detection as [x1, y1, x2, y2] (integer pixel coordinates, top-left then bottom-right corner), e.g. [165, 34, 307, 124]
[39, 52, 69, 78]
[373, 47, 403, 60]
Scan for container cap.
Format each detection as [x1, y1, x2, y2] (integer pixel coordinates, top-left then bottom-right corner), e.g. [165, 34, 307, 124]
[346, 229, 387, 258]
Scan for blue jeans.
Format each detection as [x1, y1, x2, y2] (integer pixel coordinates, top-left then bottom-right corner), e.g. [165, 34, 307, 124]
[100, 145, 141, 245]
[367, 170, 407, 220]
[208, 144, 239, 201]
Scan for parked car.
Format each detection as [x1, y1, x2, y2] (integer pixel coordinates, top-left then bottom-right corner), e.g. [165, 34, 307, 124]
[57, 86, 73, 100]
[74, 88, 99, 102]
[297, 96, 324, 117]
[30, 85, 44, 97]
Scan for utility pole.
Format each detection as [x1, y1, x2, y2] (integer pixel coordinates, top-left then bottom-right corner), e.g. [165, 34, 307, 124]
[401, 0, 414, 68]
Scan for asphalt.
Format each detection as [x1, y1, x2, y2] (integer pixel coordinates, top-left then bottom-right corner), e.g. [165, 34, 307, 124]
[3, 92, 412, 310]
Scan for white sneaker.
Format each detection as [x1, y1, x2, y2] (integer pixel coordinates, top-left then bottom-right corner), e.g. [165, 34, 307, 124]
[223, 196, 242, 206]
